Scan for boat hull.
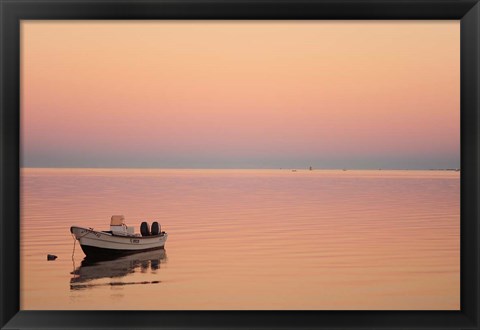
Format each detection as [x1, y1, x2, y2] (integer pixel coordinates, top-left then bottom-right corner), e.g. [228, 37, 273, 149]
[79, 244, 165, 259]
[71, 226, 167, 259]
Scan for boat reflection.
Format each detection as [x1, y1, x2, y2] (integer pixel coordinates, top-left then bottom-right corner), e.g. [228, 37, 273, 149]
[70, 249, 167, 290]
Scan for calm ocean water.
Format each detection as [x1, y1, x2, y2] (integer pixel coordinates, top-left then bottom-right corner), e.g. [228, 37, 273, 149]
[20, 168, 459, 310]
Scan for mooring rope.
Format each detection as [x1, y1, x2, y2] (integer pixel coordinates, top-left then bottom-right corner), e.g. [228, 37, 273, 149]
[71, 230, 90, 260]
[71, 233, 78, 278]
[71, 233, 77, 261]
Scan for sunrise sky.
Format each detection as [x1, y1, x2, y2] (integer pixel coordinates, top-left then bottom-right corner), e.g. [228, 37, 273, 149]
[21, 21, 460, 169]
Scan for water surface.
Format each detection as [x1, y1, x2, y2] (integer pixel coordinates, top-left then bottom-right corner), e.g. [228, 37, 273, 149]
[21, 169, 459, 310]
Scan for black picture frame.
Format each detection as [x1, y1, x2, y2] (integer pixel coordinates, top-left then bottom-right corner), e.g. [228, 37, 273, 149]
[1, 0, 479, 329]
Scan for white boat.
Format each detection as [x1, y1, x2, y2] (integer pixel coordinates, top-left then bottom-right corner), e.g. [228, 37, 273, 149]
[71, 215, 168, 259]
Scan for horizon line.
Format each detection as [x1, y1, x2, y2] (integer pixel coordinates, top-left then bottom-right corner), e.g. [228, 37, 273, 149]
[20, 166, 461, 171]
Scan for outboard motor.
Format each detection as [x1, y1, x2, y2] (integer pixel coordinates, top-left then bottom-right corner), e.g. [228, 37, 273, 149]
[151, 221, 161, 236]
[140, 221, 150, 236]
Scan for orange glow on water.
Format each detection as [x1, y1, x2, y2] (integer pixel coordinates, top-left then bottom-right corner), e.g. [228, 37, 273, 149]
[21, 169, 459, 310]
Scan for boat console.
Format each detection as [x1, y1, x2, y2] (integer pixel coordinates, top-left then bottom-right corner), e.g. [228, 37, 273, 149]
[110, 215, 135, 236]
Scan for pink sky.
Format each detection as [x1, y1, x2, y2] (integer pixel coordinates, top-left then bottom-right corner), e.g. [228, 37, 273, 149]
[21, 21, 460, 169]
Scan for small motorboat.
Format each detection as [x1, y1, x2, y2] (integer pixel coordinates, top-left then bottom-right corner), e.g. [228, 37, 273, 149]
[71, 215, 168, 259]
